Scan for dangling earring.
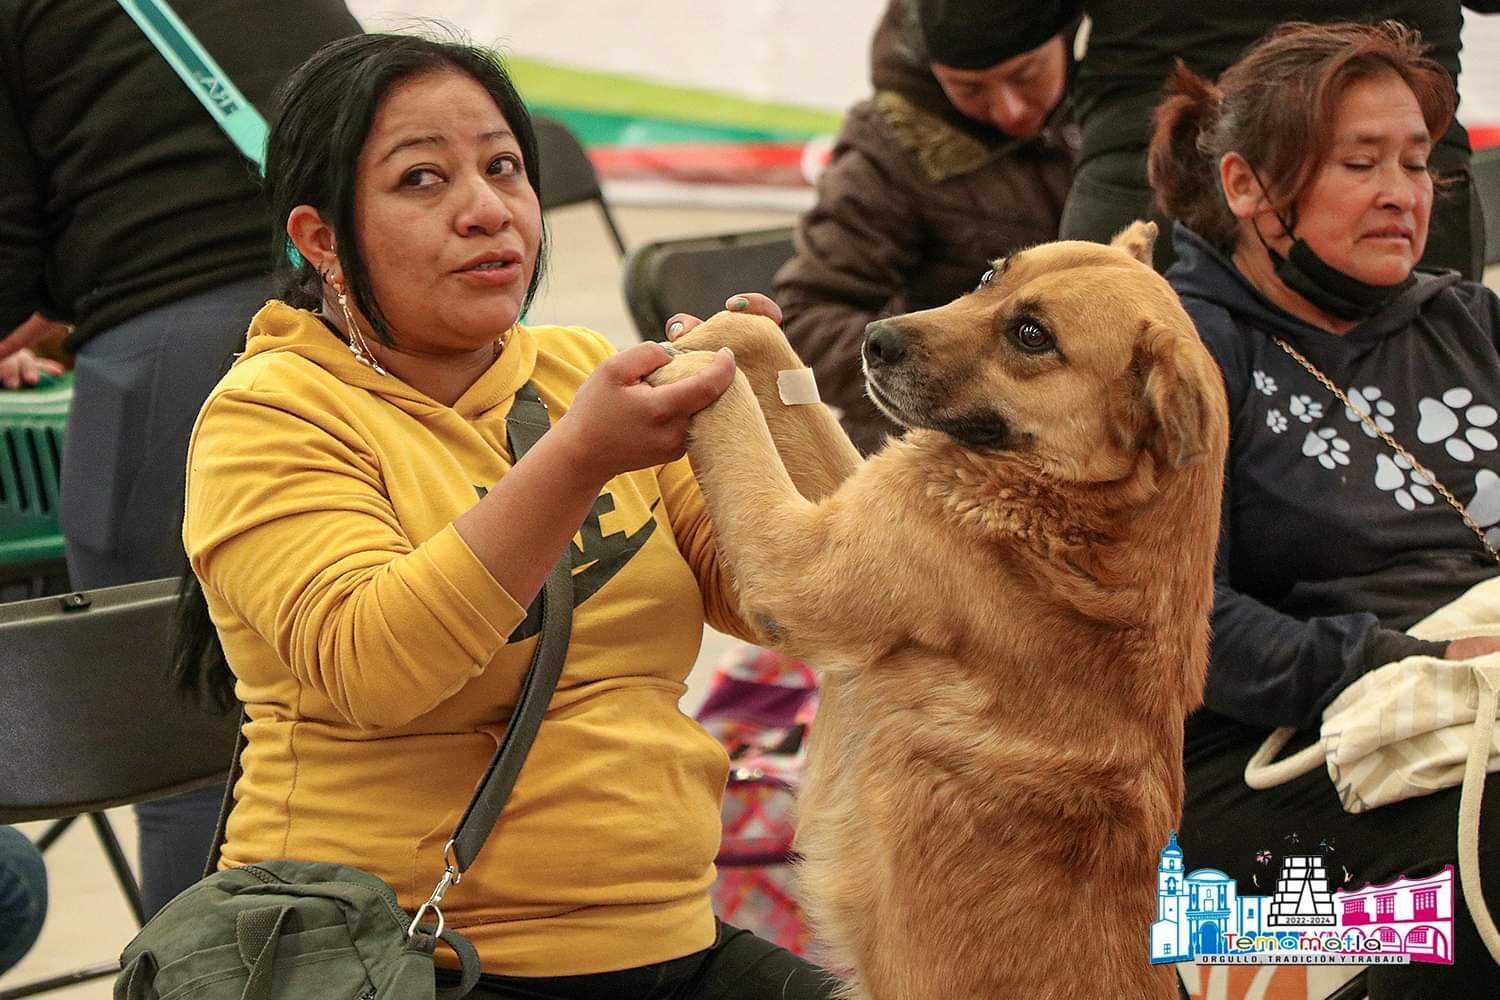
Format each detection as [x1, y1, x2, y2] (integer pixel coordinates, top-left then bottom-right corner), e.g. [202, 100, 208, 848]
[334, 280, 388, 376]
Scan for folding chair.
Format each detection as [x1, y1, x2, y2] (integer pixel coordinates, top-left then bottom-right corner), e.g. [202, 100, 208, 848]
[620, 226, 797, 342]
[0, 578, 239, 998]
[533, 115, 628, 257]
[0, 373, 71, 603]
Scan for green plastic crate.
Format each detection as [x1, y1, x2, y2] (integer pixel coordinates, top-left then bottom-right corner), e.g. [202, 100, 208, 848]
[0, 371, 70, 570]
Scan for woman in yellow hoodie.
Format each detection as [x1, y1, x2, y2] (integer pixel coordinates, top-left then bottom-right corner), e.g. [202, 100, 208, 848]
[178, 33, 837, 1000]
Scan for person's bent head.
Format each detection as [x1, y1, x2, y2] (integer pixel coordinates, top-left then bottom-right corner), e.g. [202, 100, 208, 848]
[911, 0, 1069, 138]
[267, 33, 549, 352]
[1148, 21, 1455, 326]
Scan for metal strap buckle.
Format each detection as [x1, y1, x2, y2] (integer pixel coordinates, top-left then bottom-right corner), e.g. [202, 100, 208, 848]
[406, 840, 463, 940]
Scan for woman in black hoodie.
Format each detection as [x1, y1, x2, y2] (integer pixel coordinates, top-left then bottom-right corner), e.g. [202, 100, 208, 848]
[1149, 21, 1500, 996]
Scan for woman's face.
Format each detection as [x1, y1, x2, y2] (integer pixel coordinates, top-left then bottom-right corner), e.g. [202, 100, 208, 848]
[1286, 74, 1434, 286]
[351, 70, 542, 352]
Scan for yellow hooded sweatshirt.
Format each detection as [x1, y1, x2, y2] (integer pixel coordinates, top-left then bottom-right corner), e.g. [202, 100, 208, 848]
[184, 301, 751, 976]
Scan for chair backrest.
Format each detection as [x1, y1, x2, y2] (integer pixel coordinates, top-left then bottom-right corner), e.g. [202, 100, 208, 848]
[0, 577, 238, 822]
[621, 227, 797, 342]
[533, 114, 627, 256]
[1476, 148, 1500, 268]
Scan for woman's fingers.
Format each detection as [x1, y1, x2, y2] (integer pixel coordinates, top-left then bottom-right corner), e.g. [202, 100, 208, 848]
[724, 292, 783, 324]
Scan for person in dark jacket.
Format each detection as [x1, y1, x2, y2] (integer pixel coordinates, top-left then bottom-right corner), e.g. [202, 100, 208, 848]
[0, 0, 362, 917]
[0, 826, 45, 976]
[774, 0, 1074, 455]
[1151, 22, 1499, 997]
[923, 0, 1498, 276]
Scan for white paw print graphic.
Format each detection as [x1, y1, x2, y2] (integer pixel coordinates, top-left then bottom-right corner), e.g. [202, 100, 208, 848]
[1253, 370, 1278, 396]
[1302, 428, 1351, 469]
[1469, 469, 1500, 545]
[1266, 409, 1288, 434]
[1417, 389, 1498, 462]
[1288, 394, 1323, 424]
[1374, 453, 1436, 511]
[1344, 386, 1396, 438]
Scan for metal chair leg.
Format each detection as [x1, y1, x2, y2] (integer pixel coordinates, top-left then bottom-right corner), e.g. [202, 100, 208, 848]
[1324, 969, 1369, 1000]
[30, 817, 74, 854]
[598, 204, 628, 257]
[87, 812, 146, 926]
[0, 962, 119, 999]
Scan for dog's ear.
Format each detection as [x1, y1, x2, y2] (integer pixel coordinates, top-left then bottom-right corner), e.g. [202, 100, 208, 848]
[1110, 220, 1159, 266]
[1134, 319, 1216, 468]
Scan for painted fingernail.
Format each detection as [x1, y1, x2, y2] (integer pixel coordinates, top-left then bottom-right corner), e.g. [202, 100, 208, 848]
[728, 297, 749, 311]
[668, 321, 684, 337]
[660, 343, 678, 356]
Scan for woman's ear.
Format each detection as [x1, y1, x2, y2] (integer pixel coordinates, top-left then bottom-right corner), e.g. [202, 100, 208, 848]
[1219, 152, 1268, 222]
[1218, 151, 1278, 226]
[287, 206, 339, 277]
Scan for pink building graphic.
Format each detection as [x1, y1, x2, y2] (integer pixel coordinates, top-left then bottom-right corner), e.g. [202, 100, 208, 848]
[1334, 865, 1455, 965]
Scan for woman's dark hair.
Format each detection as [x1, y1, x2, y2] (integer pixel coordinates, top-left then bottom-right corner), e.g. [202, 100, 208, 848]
[174, 32, 552, 708]
[1147, 21, 1457, 253]
[266, 31, 551, 345]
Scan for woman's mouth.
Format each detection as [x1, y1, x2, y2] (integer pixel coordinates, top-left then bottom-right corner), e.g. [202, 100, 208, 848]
[456, 253, 524, 285]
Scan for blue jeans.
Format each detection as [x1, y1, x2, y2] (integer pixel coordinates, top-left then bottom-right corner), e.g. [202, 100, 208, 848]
[0, 826, 47, 975]
[61, 277, 266, 917]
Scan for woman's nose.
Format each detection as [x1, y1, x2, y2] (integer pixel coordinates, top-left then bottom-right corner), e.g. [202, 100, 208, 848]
[455, 174, 511, 234]
[1378, 164, 1421, 211]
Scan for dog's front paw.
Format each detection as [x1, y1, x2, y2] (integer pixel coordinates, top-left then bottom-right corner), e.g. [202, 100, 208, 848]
[645, 348, 723, 388]
[673, 312, 796, 370]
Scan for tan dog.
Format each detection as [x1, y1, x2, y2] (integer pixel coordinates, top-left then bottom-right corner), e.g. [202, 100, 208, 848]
[652, 222, 1226, 999]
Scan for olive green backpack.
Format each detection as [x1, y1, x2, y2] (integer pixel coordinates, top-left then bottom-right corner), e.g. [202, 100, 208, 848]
[115, 385, 569, 1000]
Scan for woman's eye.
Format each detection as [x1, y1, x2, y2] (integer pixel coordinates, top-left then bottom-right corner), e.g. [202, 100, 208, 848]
[1013, 319, 1053, 353]
[1343, 162, 1374, 172]
[490, 155, 522, 178]
[401, 167, 441, 187]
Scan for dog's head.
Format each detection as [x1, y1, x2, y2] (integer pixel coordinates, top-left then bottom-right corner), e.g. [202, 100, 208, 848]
[862, 221, 1223, 482]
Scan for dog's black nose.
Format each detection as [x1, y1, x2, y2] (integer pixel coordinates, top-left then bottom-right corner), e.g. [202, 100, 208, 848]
[864, 320, 908, 367]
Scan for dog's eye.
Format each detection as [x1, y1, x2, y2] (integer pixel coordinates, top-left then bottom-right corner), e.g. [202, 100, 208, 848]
[1012, 319, 1054, 354]
[976, 268, 995, 291]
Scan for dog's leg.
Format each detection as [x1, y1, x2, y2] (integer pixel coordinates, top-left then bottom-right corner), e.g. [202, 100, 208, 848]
[648, 351, 884, 657]
[669, 313, 860, 502]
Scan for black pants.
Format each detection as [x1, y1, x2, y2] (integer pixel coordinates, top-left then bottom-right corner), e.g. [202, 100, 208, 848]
[1183, 712, 1500, 1000]
[435, 922, 840, 1000]
[1059, 149, 1486, 279]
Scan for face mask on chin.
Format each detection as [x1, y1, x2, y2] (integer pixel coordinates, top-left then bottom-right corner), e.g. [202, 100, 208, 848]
[1265, 237, 1415, 323]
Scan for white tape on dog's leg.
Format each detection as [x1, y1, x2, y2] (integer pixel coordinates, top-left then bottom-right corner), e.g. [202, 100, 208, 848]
[777, 368, 821, 405]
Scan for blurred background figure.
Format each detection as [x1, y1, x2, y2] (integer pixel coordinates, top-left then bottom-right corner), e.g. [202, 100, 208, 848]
[935, 0, 1499, 275]
[0, 826, 45, 976]
[0, 0, 362, 917]
[775, 0, 1074, 455]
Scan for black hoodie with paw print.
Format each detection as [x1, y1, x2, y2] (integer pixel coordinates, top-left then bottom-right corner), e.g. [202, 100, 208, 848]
[1167, 223, 1500, 733]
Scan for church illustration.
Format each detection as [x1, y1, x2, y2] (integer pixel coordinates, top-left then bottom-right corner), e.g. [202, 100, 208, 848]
[1151, 832, 1267, 962]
